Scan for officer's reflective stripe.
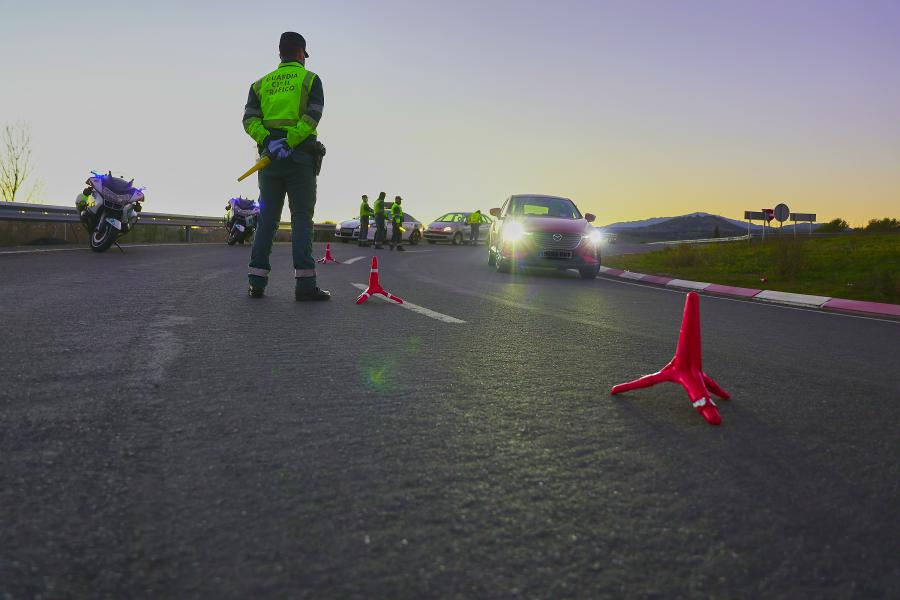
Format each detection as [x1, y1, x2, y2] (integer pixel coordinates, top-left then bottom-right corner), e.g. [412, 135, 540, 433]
[263, 119, 298, 128]
[242, 116, 262, 129]
[299, 71, 316, 115]
[248, 267, 270, 277]
[295, 269, 316, 278]
[307, 103, 323, 113]
[301, 114, 319, 128]
[244, 107, 262, 117]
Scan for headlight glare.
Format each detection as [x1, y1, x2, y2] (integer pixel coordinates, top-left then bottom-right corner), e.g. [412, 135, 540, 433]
[587, 230, 604, 245]
[503, 222, 526, 242]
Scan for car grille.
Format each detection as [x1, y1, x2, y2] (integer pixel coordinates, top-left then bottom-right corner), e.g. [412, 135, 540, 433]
[341, 228, 355, 237]
[532, 232, 582, 250]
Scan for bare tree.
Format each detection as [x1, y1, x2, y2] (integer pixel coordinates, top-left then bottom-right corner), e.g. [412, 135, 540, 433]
[0, 121, 37, 202]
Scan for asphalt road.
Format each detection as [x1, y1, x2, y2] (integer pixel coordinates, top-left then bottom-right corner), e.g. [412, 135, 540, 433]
[1, 241, 898, 599]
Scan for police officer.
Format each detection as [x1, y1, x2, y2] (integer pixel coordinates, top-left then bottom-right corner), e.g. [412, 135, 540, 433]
[358, 195, 373, 247]
[389, 196, 405, 251]
[373, 191, 387, 249]
[75, 187, 93, 226]
[242, 31, 330, 301]
[468, 209, 482, 245]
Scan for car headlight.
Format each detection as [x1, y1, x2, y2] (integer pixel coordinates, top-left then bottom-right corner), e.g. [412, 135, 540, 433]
[442, 226, 452, 232]
[586, 230, 604, 245]
[335, 224, 340, 231]
[503, 222, 526, 242]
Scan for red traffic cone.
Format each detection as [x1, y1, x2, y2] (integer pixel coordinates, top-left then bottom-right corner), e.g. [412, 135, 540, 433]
[316, 242, 340, 264]
[356, 256, 403, 305]
[611, 291, 730, 425]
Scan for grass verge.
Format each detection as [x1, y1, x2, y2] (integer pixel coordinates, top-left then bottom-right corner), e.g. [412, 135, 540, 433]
[603, 234, 900, 304]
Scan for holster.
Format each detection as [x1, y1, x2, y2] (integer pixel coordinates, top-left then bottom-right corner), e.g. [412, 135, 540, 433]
[304, 140, 327, 176]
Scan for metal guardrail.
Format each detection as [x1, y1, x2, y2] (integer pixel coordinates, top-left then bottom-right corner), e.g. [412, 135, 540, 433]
[0, 202, 82, 223]
[0, 201, 334, 232]
[647, 235, 751, 245]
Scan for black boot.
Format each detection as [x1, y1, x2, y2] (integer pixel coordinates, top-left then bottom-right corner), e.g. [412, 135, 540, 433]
[397, 245, 405, 251]
[295, 287, 331, 301]
[248, 286, 264, 299]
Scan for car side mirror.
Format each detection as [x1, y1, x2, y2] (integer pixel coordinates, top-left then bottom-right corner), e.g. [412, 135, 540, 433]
[585, 213, 596, 223]
[489, 208, 501, 217]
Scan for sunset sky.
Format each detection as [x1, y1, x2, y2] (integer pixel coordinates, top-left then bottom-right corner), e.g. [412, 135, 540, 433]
[1, 0, 898, 226]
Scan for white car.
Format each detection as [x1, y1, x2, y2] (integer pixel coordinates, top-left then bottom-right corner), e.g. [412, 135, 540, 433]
[334, 214, 423, 244]
[334, 217, 362, 242]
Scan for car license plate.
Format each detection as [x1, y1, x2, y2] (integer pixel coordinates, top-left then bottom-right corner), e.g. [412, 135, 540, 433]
[105, 217, 122, 230]
[539, 250, 572, 259]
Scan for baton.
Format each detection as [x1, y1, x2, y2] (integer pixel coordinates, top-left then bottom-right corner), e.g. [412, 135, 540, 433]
[237, 155, 271, 182]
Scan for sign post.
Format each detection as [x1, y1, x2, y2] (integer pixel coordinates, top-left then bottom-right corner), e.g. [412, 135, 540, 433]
[774, 203, 790, 236]
[761, 209, 775, 241]
[790, 212, 817, 237]
[744, 211, 766, 242]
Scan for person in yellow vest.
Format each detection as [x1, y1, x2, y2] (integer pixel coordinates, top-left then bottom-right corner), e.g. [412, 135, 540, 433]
[241, 32, 329, 301]
[358, 194, 374, 247]
[373, 192, 387, 249]
[467, 209, 483, 246]
[389, 196, 405, 251]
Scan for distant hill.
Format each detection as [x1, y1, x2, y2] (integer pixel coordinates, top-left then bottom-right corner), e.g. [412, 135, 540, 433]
[602, 212, 757, 231]
[599, 212, 822, 240]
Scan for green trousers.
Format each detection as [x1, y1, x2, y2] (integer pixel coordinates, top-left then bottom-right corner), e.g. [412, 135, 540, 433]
[248, 152, 317, 291]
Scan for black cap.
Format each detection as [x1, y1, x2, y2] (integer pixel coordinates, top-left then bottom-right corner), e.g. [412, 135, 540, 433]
[279, 32, 308, 57]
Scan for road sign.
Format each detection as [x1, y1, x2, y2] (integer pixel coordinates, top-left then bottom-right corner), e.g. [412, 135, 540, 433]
[791, 213, 816, 222]
[774, 203, 790, 222]
[744, 211, 766, 220]
[763, 209, 774, 222]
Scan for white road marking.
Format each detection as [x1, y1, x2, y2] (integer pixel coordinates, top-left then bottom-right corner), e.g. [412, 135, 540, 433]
[0, 242, 203, 256]
[343, 256, 366, 264]
[351, 283, 466, 324]
[0, 247, 88, 255]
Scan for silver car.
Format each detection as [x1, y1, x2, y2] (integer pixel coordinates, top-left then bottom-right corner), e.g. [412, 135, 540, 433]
[424, 211, 493, 245]
[335, 214, 424, 244]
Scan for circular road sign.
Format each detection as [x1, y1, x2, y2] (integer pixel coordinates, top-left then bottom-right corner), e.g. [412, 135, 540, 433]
[774, 203, 790, 223]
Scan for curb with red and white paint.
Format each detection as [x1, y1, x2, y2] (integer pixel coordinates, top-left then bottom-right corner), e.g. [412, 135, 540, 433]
[598, 266, 900, 320]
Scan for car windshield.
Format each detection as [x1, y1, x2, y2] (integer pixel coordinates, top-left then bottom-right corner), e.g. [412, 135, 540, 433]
[435, 213, 464, 222]
[508, 196, 582, 219]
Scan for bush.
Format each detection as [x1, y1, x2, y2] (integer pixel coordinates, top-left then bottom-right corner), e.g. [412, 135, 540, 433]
[818, 218, 849, 233]
[864, 218, 900, 233]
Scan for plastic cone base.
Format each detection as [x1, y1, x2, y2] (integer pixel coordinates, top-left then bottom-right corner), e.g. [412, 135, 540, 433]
[610, 291, 730, 425]
[356, 256, 403, 305]
[316, 242, 340, 264]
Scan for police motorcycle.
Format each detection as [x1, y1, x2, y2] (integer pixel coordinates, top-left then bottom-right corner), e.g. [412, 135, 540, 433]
[225, 197, 260, 245]
[75, 171, 145, 252]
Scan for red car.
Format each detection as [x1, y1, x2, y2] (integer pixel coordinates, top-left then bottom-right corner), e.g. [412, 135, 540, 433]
[487, 194, 602, 279]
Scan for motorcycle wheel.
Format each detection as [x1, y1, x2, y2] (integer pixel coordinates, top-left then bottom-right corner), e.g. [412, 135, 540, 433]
[227, 228, 239, 246]
[90, 221, 117, 253]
